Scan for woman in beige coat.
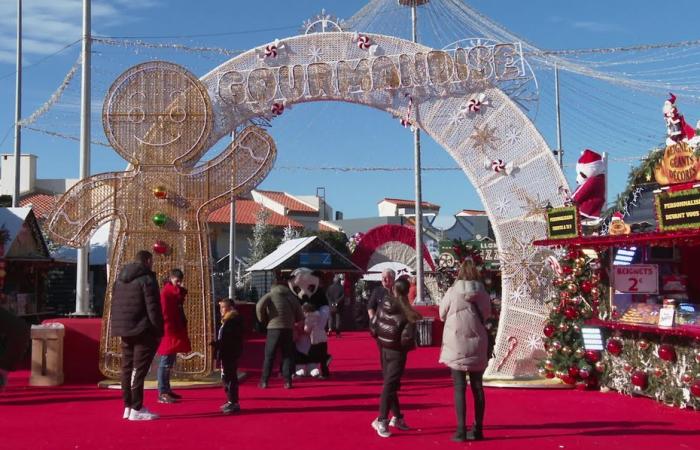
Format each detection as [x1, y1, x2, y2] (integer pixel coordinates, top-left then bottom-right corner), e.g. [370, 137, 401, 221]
[439, 259, 491, 442]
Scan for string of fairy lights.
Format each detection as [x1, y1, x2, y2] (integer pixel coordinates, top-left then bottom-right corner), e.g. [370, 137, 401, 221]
[10, 0, 700, 181]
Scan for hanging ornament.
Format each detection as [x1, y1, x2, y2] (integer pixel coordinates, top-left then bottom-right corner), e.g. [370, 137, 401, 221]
[567, 283, 578, 294]
[631, 370, 648, 389]
[153, 240, 169, 255]
[658, 344, 676, 362]
[152, 213, 167, 227]
[562, 346, 572, 355]
[681, 373, 694, 385]
[543, 324, 555, 338]
[153, 185, 167, 199]
[637, 340, 650, 351]
[545, 371, 555, 379]
[580, 280, 593, 294]
[544, 359, 554, 371]
[623, 362, 633, 373]
[399, 94, 415, 131]
[567, 249, 581, 260]
[558, 322, 569, 332]
[483, 158, 515, 176]
[551, 340, 562, 351]
[578, 367, 590, 379]
[584, 349, 601, 363]
[537, 367, 548, 377]
[691, 379, 700, 397]
[568, 366, 580, 378]
[606, 338, 623, 356]
[559, 291, 571, 302]
[574, 348, 585, 359]
[653, 367, 665, 378]
[572, 324, 581, 333]
[562, 265, 573, 275]
[271, 102, 285, 116]
[595, 361, 606, 373]
[575, 257, 586, 267]
[564, 306, 578, 320]
[590, 287, 600, 298]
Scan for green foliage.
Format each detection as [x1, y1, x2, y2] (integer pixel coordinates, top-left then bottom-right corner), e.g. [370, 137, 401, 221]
[600, 334, 700, 410]
[300, 229, 350, 256]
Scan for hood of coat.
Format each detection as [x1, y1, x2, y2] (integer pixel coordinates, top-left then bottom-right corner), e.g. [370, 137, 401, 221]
[162, 280, 187, 297]
[450, 280, 485, 297]
[118, 262, 152, 283]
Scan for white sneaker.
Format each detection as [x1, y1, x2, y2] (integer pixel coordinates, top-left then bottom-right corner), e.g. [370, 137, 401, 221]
[371, 418, 392, 438]
[389, 416, 410, 431]
[128, 407, 159, 421]
[310, 368, 321, 378]
[122, 407, 131, 419]
[295, 368, 308, 377]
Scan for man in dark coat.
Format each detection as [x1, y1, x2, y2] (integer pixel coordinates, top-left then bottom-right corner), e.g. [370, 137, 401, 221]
[211, 298, 244, 414]
[111, 250, 163, 421]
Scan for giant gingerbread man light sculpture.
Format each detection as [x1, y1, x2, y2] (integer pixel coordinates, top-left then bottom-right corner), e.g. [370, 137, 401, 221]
[47, 61, 277, 378]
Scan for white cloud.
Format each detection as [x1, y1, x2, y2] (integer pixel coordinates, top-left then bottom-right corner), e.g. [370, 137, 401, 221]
[0, 0, 161, 64]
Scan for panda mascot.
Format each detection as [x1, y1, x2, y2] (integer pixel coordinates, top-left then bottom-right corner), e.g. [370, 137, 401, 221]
[289, 268, 332, 378]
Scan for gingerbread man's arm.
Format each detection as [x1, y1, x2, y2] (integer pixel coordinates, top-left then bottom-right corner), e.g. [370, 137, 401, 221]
[46, 171, 136, 247]
[187, 126, 277, 218]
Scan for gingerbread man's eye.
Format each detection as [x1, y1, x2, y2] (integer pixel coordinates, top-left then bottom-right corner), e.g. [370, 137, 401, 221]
[128, 107, 145, 123]
[169, 106, 187, 123]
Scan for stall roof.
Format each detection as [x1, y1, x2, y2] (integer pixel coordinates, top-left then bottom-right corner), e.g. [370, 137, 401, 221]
[0, 207, 50, 260]
[533, 228, 700, 249]
[246, 236, 362, 273]
[50, 222, 111, 265]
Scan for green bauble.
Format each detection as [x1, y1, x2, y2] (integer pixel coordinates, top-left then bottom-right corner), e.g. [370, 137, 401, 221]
[152, 213, 167, 227]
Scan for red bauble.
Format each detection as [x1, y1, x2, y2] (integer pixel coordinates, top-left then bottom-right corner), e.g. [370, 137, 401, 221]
[658, 344, 676, 362]
[545, 371, 555, 379]
[580, 280, 593, 293]
[567, 249, 580, 260]
[568, 366, 580, 378]
[579, 367, 591, 379]
[584, 350, 601, 363]
[691, 380, 700, 397]
[543, 324, 556, 338]
[564, 306, 578, 320]
[152, 185, 167, 199]
[631, 370, 648, 389]
[606, 338, 623, 356]
[153, 240, 169, 255]
[562, 265, 573, 275]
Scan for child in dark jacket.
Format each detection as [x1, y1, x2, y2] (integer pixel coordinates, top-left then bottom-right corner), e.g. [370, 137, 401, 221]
[211, 298, 244, 414]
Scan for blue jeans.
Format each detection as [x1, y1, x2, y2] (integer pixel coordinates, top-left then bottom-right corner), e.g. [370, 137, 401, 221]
[157, 354, 177, 394]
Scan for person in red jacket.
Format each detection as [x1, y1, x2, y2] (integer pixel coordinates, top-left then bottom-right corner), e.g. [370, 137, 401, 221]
[156, 269, 191, 403]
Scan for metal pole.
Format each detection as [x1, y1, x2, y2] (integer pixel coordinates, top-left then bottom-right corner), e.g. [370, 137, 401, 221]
[75, 0, 91, 315]
[12, 0, 22, 207]
[228, 132, 237, 299]
[554, 63, 563, 168]
[411, 3, 425, 304]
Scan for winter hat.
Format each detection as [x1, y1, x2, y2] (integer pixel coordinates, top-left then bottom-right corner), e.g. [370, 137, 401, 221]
[576, 148, 605, 181]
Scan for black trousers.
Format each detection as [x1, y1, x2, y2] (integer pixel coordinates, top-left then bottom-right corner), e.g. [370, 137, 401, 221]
[296, 342, 330, 377]
[0, 307, 30, 372]
[261, 328, 295, 383]
[451, 369, 486, 431]
[222, 358, 239, 403]
[120, 331, 159, 410]
[378, 347, 407, 421]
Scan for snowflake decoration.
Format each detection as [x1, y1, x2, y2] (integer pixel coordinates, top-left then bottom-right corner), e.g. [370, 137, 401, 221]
[509, 284, 527, 304]
[504, 127, 523, 146]
[469, 123, 500, 157]
[494, 197, 511, 217]
[513, 187, 548, 220]
[500, 234, 555, 304]
[525, 334, 542, 351]
[449, 110, 466, 126]
[308, 46, 324, 63]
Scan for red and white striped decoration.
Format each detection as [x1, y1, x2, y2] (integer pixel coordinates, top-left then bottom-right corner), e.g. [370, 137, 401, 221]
[357, 35, 371, 50]
[264, 44, 278, 58]
[400, 94, 414, 129]
[484, 158, 515, 175]
[463, 93, 489, 114]
[271, 102, 285, 116]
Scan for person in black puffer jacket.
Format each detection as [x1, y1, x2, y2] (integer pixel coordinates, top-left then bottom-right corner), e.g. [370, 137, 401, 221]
[111, 250, 163, 421]
[211, 298, 244, 414]
[369, 278, 422, 438]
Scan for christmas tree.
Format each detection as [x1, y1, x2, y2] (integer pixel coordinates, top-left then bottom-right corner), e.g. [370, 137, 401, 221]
[539, 248, 607, 388]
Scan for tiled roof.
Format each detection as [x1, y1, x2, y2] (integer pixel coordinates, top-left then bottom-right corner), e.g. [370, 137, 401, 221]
[456, 209, 486, 216]
[208, 200, 303, 228]
[19, 193, 60, 220]
[256, 190, 317, 213]
[318, 221, 342, 232]
[380, 197, 441, 210]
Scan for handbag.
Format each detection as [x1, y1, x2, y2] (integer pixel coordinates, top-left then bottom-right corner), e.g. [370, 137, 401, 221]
[472, 303, 495, 359]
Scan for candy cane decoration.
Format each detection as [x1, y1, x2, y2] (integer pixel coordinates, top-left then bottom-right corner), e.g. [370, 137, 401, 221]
[271, 102, 285, 116]
[496, 336, 518, 371]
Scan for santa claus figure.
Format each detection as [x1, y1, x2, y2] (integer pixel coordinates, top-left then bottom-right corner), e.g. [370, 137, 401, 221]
[572, 149, 606, 223]
[663, 93, 696, 145]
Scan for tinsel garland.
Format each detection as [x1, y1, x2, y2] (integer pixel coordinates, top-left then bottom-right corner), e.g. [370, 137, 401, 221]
[599, 333, 700, 410]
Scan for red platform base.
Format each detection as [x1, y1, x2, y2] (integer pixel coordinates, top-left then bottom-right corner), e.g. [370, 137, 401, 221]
[42, 318, 102, 385]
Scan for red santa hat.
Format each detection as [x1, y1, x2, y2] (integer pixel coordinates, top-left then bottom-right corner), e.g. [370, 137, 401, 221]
[576, 149, 605, 180]
[611, 212, 624, 222]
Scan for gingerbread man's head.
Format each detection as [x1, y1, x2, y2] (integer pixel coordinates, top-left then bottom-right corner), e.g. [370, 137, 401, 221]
[102, 61, 213, 167]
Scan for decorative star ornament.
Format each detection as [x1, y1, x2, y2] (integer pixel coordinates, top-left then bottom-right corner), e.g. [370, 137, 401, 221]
[470, 123, 500, 157]
[526, 334, 542, 351]
[308, 46, 324, 63]
[504, 127, 523, 146]
[494, 197, 511, 217]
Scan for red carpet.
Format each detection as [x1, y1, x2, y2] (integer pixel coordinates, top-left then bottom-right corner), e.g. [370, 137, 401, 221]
[1, 331, 698, 450]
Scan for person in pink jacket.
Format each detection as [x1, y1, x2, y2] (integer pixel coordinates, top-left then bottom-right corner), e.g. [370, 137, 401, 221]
[156, 269, 191, 403]
[439, 259, 491, 442]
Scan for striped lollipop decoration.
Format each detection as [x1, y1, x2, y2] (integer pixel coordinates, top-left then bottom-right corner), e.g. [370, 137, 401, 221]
[265, 44, 278, 58]
[352, 32, 372, 50]
[271, 102, 285, 116]
[465, 93, 489, 114]
[484, 158, 515, 175]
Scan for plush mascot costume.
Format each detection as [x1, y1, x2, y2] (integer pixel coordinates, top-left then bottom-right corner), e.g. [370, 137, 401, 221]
[572, 148, 606, 223]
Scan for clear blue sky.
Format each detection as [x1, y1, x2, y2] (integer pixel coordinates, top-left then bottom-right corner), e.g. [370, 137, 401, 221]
[0, 0, 699, 219]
